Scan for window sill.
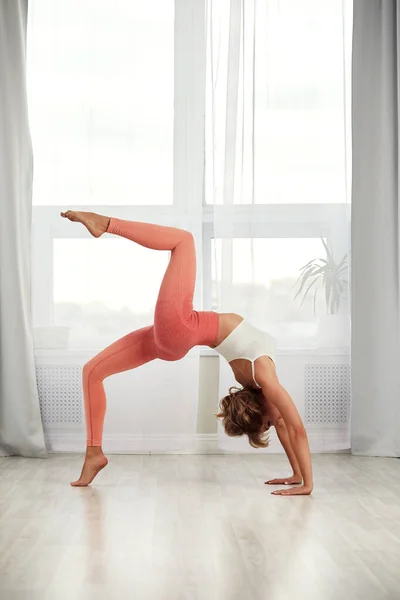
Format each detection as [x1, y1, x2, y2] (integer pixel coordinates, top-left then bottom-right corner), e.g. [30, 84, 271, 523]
[200, 346, 350, 357]
[34, 346, 350, 360]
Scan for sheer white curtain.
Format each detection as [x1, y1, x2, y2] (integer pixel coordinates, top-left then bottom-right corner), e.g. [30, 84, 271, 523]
[27, 0, 206, 451]
[206, 0, 353, 451]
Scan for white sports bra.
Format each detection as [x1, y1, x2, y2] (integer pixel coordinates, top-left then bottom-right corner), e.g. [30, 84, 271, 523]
[214, 320, 276, 388]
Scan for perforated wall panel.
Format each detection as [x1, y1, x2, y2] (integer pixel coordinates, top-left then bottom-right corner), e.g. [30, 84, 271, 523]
[305, 364, 350, 424]
[36, 365, 83, 425]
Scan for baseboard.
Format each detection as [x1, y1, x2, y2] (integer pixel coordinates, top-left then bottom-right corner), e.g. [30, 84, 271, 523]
[45, 432, 222, 454]
[45, 430, 350, 454]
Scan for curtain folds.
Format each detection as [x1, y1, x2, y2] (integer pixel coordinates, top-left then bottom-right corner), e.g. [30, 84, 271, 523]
[0, 0, 46, 457]
[351, 0, 400, 457]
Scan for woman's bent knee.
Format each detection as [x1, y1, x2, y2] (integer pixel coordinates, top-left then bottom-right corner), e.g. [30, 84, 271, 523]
[82, 357, 103, 383]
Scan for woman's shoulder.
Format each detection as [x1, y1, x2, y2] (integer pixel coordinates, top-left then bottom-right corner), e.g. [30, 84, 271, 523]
[254, 355, 278, 386]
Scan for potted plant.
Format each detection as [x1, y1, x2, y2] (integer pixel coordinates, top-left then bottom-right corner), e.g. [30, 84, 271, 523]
[294, 239, 349, 347]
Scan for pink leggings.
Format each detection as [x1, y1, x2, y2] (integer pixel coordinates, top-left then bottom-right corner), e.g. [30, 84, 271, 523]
[83, 218, 219, 446]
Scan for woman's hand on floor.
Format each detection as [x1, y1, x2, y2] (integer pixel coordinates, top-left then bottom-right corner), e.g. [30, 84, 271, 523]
[265, 475, 302, 485]
[271, 485, 313, 496]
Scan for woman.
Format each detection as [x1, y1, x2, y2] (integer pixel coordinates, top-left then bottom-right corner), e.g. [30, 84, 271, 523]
[61, 211, 313, 495]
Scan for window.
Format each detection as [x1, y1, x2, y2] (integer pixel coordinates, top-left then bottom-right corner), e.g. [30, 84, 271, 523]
[28, 0, 197, 351]
[205, 0, 351, 205]
[203, 0, 351, 350]
[28, 0, 174, 207]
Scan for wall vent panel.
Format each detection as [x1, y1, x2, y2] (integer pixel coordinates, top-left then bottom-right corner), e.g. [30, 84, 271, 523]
[36, 365, 83, 425]
[305, 364, 350, 425]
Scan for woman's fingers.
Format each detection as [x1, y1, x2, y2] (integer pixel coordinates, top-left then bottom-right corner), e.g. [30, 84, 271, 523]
[265, 476, 302, 485]
[265, 478, 288, 485]
[271, 485, 313, 496]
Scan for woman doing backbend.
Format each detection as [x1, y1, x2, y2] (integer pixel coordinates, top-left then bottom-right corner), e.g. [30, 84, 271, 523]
[61, 211, 313, 496]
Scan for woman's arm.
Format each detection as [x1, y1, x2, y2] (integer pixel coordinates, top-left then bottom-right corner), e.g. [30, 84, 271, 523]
[255, 358, 313, 496]
[265, 417, 303, 485]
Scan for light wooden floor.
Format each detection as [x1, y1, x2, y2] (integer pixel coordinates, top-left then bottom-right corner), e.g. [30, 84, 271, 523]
[0, 454, 400, 600]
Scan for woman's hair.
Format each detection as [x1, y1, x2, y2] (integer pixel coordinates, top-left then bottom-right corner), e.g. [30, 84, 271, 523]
[216, 385, 269, 449]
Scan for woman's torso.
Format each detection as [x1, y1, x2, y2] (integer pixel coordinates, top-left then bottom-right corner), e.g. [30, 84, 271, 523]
[213, 313, 276, 388]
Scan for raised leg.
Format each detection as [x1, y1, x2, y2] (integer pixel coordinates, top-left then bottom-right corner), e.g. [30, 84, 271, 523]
[107, 218, 196, 324]
[60, 210, 217, 354]
[60, 213, 197, 323]
[106, 217, 217, 353]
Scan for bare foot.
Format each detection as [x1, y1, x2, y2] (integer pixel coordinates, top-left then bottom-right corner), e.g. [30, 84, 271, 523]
[71, 453, 108, 487]
[60, 210, 110, 238]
